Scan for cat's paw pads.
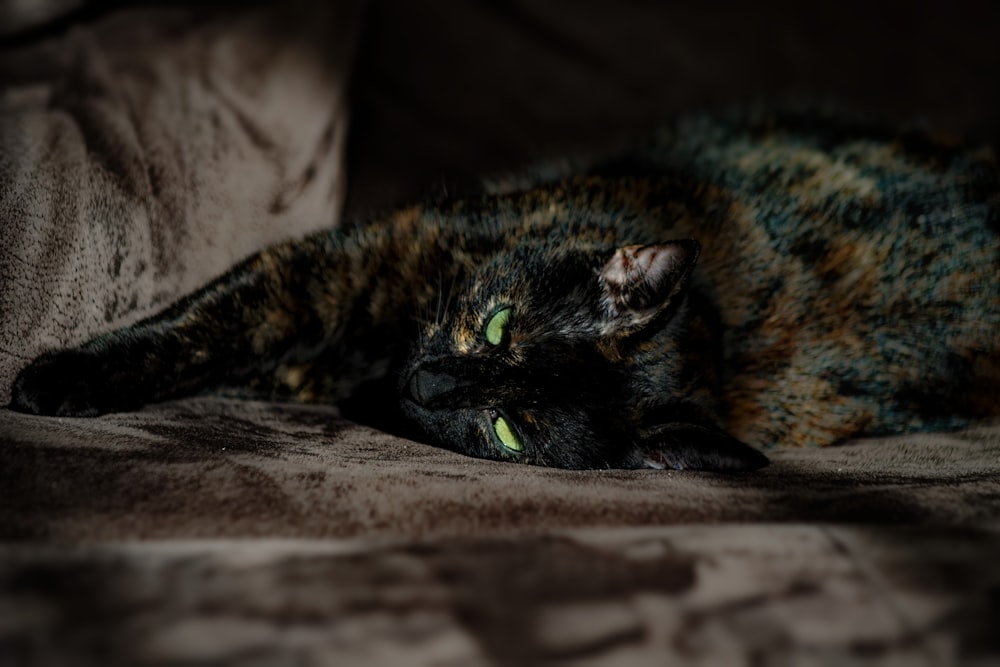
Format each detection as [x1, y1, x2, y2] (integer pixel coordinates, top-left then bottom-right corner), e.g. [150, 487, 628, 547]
[8, 350, 112, 417]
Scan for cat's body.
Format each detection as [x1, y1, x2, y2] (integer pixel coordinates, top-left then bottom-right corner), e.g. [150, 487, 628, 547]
[9, 109, 1000, 470]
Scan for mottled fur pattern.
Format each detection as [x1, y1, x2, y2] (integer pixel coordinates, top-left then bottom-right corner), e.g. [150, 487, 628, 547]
[9, 108, 1000, 470]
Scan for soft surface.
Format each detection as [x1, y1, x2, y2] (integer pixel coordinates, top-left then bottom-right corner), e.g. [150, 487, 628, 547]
[2, 399, 999, 664]
[3, 399, 1000, 541]
[0, 1, 359, 401]
[3, 1, 1000, 664]
[3, 527, 998, 664]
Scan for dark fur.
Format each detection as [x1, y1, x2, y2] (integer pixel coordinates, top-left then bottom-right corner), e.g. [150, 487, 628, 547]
[9, 108, 1000, 470]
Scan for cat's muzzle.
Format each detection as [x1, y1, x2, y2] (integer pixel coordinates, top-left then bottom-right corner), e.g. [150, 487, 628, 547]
[405, 367, 464, 409]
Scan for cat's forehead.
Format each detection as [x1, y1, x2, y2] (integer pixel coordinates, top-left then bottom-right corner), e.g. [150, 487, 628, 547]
[446, 286, 608, 356]
[429, 235, 618, 353]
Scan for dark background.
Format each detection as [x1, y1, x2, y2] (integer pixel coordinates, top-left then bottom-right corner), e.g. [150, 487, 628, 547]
[346, 0, 1000, 214]
[2, 0, 998, 216]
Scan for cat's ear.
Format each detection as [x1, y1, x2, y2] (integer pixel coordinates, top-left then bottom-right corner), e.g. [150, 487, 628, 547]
[598, 240, 699, 334]
[633, 424, 769, 472]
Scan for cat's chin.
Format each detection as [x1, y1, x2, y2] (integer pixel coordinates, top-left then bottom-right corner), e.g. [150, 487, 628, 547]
[396, 397, 448, 446]
[397, 397, 489, 462]
[397, 396, 426, 422]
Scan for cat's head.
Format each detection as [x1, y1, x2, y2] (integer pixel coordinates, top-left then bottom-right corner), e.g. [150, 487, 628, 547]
[399, 237, 768, 471]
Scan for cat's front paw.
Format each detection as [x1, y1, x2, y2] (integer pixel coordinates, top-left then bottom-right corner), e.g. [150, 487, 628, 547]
[8, 349, 128, 417]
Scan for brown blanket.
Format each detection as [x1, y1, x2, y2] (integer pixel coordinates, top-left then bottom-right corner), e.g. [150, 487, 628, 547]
[4, 398, 1000, 540]
[2, 2, 1000, 664]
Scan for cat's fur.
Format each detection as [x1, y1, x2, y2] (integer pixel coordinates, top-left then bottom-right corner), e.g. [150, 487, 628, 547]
[9, 108, 1000, 470]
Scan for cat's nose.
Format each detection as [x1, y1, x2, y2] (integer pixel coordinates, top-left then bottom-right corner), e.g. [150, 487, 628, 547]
[406, 368, 458, 407]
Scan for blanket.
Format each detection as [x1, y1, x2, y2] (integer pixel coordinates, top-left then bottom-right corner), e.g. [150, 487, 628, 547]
[2, 1, 1000, 664]
[2, 398, 999, 663]
[4, 398, 1000, 540]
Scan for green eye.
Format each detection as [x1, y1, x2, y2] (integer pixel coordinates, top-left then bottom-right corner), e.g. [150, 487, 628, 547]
[492, 414, 523, 453]
[484, 307, 512, 346]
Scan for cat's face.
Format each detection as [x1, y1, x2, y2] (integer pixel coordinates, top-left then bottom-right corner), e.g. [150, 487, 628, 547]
[399, 237, 768, 471]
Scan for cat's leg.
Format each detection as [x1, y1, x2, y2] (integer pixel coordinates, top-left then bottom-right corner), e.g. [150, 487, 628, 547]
[722, 344, 995, 448]
[725, 381, 880, 448]
[721, 338, 887, 448]
[9, 232, 358, 417]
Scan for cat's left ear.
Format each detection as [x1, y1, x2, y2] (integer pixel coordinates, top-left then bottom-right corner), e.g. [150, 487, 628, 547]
[633, 424, 769, 472]
[598, 240, 699, 334]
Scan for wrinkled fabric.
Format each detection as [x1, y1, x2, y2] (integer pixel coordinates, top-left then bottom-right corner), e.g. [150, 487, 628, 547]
[0, 2, 359, 401]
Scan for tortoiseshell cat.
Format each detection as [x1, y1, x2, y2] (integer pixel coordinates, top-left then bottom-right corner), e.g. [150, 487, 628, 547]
[9, 108, 1000, 471]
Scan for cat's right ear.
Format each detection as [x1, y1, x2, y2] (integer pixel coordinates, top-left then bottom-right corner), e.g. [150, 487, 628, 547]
[598, 240, 699, 334]
[633, 424, 769, 472]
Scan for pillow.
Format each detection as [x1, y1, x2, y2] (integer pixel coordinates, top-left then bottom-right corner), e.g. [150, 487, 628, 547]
[0, 1, 362, 402]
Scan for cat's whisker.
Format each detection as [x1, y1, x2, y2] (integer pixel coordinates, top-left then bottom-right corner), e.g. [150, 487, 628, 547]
[435, 270, 445, 327]
[411, 310, 436, 350]
[411, 316, 437, 328]
[441, 272, 459, 325]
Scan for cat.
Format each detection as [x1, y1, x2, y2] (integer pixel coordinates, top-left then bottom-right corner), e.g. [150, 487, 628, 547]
[8, 107, 1000, 471]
